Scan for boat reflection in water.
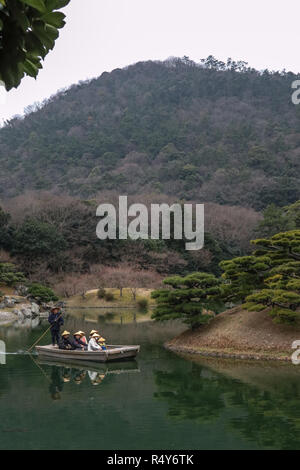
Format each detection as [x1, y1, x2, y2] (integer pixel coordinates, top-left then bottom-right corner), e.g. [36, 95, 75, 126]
[38, 358, 140, 400]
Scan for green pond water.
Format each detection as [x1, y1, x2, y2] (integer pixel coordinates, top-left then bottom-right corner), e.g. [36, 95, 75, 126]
[1, 309, 300, 450]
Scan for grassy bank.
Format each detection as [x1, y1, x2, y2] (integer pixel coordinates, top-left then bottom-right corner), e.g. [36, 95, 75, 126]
[166, 307, 300, 362]
[65, 288, 155, 309]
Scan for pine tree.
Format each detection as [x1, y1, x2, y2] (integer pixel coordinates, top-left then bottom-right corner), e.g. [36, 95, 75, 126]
[151, 272, 221, 329]
[219, 255, 272, 302]
[243, 230, 300, 323]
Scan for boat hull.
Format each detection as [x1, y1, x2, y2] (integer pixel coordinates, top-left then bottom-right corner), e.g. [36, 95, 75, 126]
[35, 344, 140, 363]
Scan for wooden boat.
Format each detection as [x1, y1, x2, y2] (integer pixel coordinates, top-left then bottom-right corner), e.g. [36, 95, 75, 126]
[35, 344, 140, 363]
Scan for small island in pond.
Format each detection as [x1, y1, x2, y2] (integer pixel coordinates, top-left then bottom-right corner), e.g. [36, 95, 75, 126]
[166, 306, 300, 362]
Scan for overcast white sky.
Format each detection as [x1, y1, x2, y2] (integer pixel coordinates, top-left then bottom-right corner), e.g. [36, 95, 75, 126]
[0, 0, 299, 122]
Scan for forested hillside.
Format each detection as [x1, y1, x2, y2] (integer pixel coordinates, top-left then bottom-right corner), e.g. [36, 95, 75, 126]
[1, 56, 300, 209]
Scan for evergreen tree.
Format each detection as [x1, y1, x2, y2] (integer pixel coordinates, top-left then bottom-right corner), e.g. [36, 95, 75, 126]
[256, 204, 294, 237]
[151, 272, 221, 329]
[220, 255, 272, 302]
[0, 263, 26, 286]
[0, 206, 13, 250]
[12, 217, 66, 258]
[243, 231, 300, 323]
[256, 200, 300, 238]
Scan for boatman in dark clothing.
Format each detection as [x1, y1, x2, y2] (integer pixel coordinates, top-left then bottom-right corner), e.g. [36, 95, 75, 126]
[48, 306, 64, 347]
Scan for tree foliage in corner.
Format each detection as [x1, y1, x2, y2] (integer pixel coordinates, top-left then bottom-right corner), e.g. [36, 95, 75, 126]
[0, 0, 70, 90]
[243, 231, 300, 323]
[151, 272, 221, 329]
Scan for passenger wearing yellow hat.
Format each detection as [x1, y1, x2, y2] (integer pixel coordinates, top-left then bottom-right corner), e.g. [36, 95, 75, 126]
[78, 331, 88, 347]
[89, 330, 99, 339]
[88, 333, 102, 351]
[59, 331, 79, 350]
[73, 331, 88, 351]
[98, 337, 107, 351]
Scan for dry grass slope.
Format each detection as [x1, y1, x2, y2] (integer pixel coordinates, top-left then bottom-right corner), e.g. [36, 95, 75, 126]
[167, 307, 300, 361]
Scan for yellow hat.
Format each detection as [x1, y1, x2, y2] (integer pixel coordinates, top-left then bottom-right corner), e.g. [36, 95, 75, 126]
[74, 331, 82, 336]
[62, 330, 70, 337]
[90, 330, 99, 336]
[99, 337, 106, 342]
[78, 331, 85, 336]
[92, 333, 100, 338]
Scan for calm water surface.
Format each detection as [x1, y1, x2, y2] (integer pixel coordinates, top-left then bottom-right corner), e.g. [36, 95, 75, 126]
[0, 309, 300, 450]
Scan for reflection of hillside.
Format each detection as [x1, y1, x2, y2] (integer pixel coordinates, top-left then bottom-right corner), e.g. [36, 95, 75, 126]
[65, 313, 184, 346]
[68, 308, 153, 324]
[0, 317, 42, 336]
[154, 358, 300, 449]
[0, 319, 46, 353]
[179, 354, 300, 393]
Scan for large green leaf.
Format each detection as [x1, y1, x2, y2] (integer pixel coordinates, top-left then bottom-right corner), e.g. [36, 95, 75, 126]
[12, 6, 31, 32]
[45, 0, 70, 11]
[25, 32, 46, 58]
[42, 11, 65, 28]
[32, 22, 58, 51]
[19, 0, 46, 12]
[23, 58, 39, 78]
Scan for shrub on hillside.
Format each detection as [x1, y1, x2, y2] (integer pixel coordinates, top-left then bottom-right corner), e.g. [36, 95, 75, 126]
[27, 283, 58, 303]
[0, 263, 26, 287]
[137, 298, 149, 311]
[104, 292, 115, 302]
[97, 288, 106, 299]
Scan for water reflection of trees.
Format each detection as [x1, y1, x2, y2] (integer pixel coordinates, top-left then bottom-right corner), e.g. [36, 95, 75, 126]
[154, 366, 227, 422]
[154, 362, 300, 449]
[228, 381, 300, 450]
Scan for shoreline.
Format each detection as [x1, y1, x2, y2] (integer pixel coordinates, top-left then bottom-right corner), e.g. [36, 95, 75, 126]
[164, 306, 300, 364]
[67, 305, 155, 309]
[165, 343, 291, 363]
[0, 312, 18, 326]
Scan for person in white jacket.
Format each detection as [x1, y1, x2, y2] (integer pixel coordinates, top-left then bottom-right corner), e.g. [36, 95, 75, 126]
[88, 333, 102, 351]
